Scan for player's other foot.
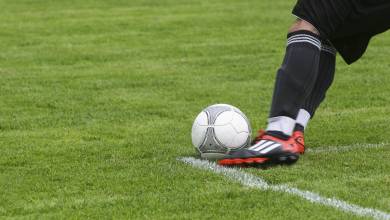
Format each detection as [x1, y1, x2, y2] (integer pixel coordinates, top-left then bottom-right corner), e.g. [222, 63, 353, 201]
[218, 130, 304, 166]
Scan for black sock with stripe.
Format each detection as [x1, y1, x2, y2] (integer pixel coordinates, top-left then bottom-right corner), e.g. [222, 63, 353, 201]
[302, 39, 336, 117]
[267, 30, 321, 137]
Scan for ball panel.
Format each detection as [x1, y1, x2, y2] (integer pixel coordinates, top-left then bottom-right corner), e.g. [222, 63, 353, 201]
[191, 111, 209, 148]
[198, 127, 227, 154]
[194, 111, 208, 126]
[213, 111, 233, 126]
[204, 104, 232, 124]
[232, 107, 251, 130]
[191, 122, 208, 148]
[213, 124, 236, 148]
[231, 132, 251, 149]
[229, 111, 250, 133]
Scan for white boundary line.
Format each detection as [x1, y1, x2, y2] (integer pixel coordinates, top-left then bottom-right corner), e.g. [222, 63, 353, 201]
[178, 157, 390, 220]
[307, 142, 388, 153]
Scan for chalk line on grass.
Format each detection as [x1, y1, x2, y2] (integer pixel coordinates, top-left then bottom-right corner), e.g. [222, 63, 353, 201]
[178, 157, 390, 220]
[307, 142, 388, 153]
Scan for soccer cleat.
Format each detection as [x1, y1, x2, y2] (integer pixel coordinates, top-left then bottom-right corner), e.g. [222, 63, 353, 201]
[218, 130, 304, 166]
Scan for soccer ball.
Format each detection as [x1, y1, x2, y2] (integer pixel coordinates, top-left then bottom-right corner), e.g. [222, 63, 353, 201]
[191, 104, 251, 159]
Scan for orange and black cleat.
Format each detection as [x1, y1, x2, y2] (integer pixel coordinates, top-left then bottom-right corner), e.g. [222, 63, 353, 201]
[218, 130, 305, 166]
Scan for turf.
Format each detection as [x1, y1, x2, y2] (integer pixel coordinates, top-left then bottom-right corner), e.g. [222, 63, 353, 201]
[0, 0, 389, 219]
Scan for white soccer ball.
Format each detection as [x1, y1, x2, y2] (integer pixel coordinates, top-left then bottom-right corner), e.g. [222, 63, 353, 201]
[191, 104, 251, 159]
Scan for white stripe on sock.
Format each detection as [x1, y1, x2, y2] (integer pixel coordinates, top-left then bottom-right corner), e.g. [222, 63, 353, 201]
[287, 34, 321, 49]
[288, 34, 320, 42]
[287, 35, 321, 45]
[287, 39, 321, 50]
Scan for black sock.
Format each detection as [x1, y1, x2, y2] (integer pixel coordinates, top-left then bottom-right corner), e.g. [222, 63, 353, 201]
[269, 30, 321, 120]
[302, 40, 336, 117]
[293, 123, 305, 133]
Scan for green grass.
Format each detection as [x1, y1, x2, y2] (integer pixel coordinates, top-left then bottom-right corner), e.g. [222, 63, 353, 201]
[0, 0, 389, 219]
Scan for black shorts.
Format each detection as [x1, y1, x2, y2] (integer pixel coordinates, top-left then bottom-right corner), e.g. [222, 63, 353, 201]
[292, 0, 390, 64]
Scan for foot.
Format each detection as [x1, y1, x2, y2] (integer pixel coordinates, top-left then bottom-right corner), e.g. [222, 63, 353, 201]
[253, 130, 305, 153]
[218, 130, 305, 166]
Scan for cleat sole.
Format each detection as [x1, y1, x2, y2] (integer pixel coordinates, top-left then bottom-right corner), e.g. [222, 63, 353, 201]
[218, 153, 300, 166]
[218, 157, 269, 166]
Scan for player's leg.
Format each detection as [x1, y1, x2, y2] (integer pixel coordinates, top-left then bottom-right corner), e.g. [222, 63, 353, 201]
[218, 0, 390, 166]
[218, 20, 321, 166]
[266, 19, 321, 139]
[295, 40, 336, 132]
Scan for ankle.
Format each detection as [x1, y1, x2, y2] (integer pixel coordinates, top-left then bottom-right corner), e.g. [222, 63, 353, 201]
[294, 124, 305, 133]
[265, 130, 290, 140]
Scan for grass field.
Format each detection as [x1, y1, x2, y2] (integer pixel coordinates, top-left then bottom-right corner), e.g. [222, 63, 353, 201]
[1, 0, 390, 219]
